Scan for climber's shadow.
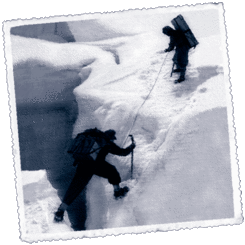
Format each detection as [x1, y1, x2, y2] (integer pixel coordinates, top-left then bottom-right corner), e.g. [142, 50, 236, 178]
[172, 65, 223, 98]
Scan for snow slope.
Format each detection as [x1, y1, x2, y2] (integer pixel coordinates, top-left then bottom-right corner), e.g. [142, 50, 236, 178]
[71, 32, 234, 229]
[102, 74, 233, 228]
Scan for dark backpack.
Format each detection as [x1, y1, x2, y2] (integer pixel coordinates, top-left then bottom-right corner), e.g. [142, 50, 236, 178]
[67, 128, 109, 163]
[171, 14, 199, 48]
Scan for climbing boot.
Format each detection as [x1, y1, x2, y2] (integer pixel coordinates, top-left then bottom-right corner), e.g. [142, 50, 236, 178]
[173, 68, 181, 73]
[176, 76, 185, 83]
[54, 208, 64, 222]
[114, 186, 130, 200]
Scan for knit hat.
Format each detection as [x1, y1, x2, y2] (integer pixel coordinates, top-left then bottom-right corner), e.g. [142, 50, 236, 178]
[104, 129, 117, 140]
[162, 26, 175, 36]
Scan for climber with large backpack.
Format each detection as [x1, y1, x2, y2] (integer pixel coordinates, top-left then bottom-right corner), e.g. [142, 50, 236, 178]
[54, 128, 136, 222]
[162, 15, 199, 83]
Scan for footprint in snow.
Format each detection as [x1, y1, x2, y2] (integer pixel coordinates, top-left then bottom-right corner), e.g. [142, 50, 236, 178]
[139, 75, 148, 80]
[151, 60, 160, 65]
[199, 87, 207, 93]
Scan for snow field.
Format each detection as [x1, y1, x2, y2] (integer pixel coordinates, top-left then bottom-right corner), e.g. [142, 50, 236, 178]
[130, 107, 233, 226]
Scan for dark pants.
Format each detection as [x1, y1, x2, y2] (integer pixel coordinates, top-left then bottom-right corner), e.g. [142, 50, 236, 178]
[173, 47, 189, 78]
[176, 63, 187, 77]
[62, 158, 121, 206]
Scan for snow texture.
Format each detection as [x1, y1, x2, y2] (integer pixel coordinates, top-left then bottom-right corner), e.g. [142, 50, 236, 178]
[22, 170, 72, 233]
[82, 34, 233, 229]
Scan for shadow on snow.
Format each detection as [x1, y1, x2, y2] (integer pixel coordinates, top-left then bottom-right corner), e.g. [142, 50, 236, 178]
[173, 65, 222, 98]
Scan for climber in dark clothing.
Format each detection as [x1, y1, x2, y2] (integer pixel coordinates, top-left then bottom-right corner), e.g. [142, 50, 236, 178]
[54, 129, 136, 222]
[162, 26, 191, 83]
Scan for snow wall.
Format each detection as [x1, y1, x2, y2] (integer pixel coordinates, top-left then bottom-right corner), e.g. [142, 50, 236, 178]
[11, 19, 121, 231]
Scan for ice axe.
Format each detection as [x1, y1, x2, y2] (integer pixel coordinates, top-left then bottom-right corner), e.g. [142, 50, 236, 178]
[129, 135, 134, 179]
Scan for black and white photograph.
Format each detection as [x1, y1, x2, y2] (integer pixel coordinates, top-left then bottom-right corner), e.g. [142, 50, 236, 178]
[1, 1, 244, 244]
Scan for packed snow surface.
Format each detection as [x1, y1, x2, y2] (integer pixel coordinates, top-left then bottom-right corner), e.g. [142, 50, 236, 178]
[22, 170, 72, 233]
[19, 9, 234, 233]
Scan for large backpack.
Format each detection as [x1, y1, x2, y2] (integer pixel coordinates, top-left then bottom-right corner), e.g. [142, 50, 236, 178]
[67, 128, 109, 163]
[171, 15, 199, 48]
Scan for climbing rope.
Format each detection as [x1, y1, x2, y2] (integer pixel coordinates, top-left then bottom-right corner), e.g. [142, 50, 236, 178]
[122, 52, 169, 147]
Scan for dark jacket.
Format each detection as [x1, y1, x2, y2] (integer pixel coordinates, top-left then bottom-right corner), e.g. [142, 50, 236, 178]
[96, 141, 134, 163]
[72, 128, 135, 165]
[164, 28, 190, 66]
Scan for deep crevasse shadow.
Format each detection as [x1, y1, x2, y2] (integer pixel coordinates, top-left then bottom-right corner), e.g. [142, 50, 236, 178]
[11, 21, 125, 231]
[11, 22, 76, 43]
[14, 59, 91, 231]
[173, 65, 222, 98]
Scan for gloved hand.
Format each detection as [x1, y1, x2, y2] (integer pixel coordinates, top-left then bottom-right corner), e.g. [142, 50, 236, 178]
[131, 142, 136, 150]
